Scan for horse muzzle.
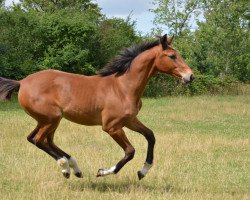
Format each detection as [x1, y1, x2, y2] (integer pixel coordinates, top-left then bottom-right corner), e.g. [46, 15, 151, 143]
[182, 73, 194, 84]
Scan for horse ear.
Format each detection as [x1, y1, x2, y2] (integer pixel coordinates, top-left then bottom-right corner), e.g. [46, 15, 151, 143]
[160, 34, 168, 50]
[167, 35, 174, 45]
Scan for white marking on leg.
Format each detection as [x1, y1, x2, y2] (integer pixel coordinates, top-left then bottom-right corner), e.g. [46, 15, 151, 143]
[98, 166, 116, 177]
[57, 156, 70, 175]
[139, 162, 153, 176]
[68, 157, 82, 175]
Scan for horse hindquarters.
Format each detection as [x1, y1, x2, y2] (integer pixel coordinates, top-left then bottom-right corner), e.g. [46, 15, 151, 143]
[18, 77, 83, 179]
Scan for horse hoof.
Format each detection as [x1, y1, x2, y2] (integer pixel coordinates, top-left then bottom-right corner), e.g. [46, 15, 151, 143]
[96, 169, 104, 177]
[137, 171, 145, 180]
[63, 172, 70, 179]
[75, 172, 83, 178]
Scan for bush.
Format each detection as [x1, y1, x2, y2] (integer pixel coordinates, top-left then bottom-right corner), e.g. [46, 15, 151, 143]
[144, 74, 250, 97]
[0, 8, 139, 79]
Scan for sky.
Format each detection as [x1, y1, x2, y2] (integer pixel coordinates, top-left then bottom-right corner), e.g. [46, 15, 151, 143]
[96, 0, 155, 34]
[5, 0, 156, 35]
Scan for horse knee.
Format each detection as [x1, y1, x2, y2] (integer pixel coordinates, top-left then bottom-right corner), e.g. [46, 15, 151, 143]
[27, 135, 39, 145]
[27, 135, 45, 147]
[27, 135, 33, 143]
[27, 127, 40, 144]
[126, 147, 135, 161]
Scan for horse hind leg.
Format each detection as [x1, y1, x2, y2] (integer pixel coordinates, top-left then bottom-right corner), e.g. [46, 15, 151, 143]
[47, 133, 83, 178]
[27, 124, 62, 161]
[27, 121, 81, 179]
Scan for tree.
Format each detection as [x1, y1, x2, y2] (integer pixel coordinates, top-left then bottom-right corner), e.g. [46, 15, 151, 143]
[0, 0, 4, 8]
[19, 0, 100, 12]
[0, 7, 41, 79]
[193, 0, 249, 82]
[0, 2, 140, 79]
[151, 0, 202, 36]
[0, 7, 104, 78]
[151, 0, 249, 83]
[96, 17, 141, 68]
[37, 10, 102, 74]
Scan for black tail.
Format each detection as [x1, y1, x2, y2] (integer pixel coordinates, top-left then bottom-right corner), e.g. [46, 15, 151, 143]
[0, 77, 20, 101]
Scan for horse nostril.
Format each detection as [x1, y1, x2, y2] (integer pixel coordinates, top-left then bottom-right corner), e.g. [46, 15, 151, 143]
[190, 74, 195, 82]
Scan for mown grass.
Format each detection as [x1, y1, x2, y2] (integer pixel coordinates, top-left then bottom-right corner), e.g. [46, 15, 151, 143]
[0, 96, 249, 200]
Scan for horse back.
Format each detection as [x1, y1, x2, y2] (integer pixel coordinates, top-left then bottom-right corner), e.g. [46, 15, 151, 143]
[18, 70, 108, 125]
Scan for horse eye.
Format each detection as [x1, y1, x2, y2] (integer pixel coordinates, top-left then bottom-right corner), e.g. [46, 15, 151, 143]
[168, 55, 176, 60]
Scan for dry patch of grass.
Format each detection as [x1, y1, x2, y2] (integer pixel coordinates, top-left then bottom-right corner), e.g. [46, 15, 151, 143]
[0, 96, 249, 200]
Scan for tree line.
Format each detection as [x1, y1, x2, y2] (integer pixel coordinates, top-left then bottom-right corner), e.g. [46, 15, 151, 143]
[0, 0, 140, 79]
[0, 0, 249, 96]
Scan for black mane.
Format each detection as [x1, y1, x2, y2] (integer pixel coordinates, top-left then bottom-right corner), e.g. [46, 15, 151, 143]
[98, 39, 160, 76]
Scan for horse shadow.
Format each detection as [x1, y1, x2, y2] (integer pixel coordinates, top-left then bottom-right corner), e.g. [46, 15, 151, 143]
[68, 177, 175, 194]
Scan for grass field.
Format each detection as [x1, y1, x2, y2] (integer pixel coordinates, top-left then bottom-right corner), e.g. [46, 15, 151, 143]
[0, 96, 249, 200]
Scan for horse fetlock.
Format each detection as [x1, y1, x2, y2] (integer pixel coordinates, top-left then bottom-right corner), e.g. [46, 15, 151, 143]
[57, 156, 69, 167]
[57, 156, 71, 178]
[96, 166, 116, 177]
[138, 162, 153, 180]
[68, 157, 83, 178]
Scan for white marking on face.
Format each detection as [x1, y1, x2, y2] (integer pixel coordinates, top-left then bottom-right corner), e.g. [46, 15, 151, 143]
[139, 162, 153, 176]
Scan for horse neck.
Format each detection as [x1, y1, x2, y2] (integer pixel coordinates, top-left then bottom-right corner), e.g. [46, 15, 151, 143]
[117, 46, 159, 101]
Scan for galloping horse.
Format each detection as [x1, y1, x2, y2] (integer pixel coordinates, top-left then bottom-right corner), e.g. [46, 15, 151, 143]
[0, 34, 194, 180]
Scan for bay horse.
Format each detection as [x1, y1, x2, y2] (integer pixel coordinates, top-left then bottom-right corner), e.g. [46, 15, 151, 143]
[0, 34, 194, 180]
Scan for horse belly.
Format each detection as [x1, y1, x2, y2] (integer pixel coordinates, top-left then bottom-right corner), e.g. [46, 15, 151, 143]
[63, 109, 102, 126]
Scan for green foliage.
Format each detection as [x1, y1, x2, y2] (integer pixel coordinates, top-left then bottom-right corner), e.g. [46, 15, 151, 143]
[0, 8, 41, 79]
[96, 17, 141, 68]
[0, 0, 4, 8]
[151, 0, 202, 36]
[0, 8, 96, 78]
[144, 73, 250, 97]
[19, 0, 100, 12]
[36, 10, 99, 74]
[192, 0, 250, 82]
[0, 3, 139, 78]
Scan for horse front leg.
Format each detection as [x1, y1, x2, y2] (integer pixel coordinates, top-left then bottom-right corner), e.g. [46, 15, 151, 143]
[96, 127, 135, 177]
[126, 118, 155, 180]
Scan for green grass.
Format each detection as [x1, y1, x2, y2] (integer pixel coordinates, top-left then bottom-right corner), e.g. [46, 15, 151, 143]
[0, 96, 249, 200]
